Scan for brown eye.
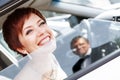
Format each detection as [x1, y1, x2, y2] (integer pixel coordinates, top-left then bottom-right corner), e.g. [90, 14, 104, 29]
[41, 21, 46, 24]
[26, 29, 32, 35]
[39, 21, 46, 27]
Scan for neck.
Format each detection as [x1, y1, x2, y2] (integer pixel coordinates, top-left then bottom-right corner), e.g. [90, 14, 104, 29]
[28, 48, 54, 73]
[86, 48, 92, 56]
[79, 48, 92, 58]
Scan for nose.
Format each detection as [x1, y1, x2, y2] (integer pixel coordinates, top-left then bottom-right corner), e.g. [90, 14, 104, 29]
[77, 45, 82, 49]
[36, 27, 45, 37]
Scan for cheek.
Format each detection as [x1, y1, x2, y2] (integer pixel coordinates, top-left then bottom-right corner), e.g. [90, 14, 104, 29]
[19, 35, 36, 48]
[25, 37, 36, 47]
[21, 39, 37, 53]
[47, 28, 54, 38]
[42, 24, 53, 35]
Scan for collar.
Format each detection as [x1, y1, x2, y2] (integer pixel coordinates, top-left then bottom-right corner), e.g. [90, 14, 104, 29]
[85, 48, 92, 56]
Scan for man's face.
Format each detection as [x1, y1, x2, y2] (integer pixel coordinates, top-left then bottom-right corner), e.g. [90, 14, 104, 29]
[72, 38, 90, 56]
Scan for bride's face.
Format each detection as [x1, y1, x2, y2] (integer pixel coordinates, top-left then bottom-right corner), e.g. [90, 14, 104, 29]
[18, 13, 55, 53]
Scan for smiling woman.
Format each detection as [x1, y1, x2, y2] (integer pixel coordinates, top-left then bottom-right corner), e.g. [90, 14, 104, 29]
[2, 7, 67, 80]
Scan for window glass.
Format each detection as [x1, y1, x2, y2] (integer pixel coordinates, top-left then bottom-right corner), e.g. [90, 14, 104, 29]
[52, 0, 120, 10]
[0, 0, 11, 7]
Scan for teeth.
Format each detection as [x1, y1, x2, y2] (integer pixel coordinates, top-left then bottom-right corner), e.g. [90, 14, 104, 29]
[40, 37, 50, 45]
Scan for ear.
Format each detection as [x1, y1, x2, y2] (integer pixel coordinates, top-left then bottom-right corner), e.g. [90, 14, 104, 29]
[16, 48, 28, 54]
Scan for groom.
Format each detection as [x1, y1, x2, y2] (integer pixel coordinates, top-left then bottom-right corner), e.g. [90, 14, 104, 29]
[70, 35, 119, 73]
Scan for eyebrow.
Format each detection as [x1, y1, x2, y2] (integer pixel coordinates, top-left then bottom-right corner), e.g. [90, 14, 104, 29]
[23, 19, 42, 31]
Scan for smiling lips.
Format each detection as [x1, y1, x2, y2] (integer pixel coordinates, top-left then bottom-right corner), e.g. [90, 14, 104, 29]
[38, 36, 50, 46]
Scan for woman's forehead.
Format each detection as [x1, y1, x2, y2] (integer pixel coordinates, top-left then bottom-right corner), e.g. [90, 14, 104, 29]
[22, 14, 42, 29]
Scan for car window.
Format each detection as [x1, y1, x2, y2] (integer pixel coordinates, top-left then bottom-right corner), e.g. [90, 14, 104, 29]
[59, 18, 120, 80]
[0, 11, 79, 71]
[1, 0, 120, 79]
[53, 0, 120, 10]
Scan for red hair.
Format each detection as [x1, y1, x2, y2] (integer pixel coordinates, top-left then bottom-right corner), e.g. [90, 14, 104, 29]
[2, 7, 46, 54]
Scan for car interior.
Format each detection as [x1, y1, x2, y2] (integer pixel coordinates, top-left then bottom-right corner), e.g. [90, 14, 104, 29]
[0, 0, 120, 80]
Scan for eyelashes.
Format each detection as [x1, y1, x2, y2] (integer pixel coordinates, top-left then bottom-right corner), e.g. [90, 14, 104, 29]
[38, 21, 46, 27]
[26, 29, 32, 35]
[25, 21, 46, 35]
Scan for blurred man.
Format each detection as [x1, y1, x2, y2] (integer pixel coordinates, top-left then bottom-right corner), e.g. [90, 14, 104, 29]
[70, 35, 119, 73]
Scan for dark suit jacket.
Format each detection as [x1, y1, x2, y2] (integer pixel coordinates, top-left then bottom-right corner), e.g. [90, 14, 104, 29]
[72, 41, 119, 73]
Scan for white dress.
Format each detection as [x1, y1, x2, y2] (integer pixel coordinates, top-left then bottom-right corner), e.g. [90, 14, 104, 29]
[14, 39, 67, 80]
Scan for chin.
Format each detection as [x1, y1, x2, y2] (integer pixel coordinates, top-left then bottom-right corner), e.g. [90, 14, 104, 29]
[37, 38, 56, 53]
